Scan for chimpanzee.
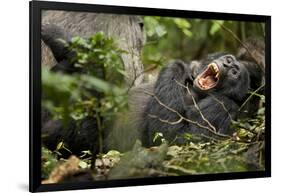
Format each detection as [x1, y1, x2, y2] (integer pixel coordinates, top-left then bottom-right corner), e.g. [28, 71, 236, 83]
[41, 23, 81, 74]
[41, 10, 145, 85]
[41, 23, 263, 154]
[236, 38, 265, 117]
[41, 24, 101, 159]
[140, 54, 250, 146]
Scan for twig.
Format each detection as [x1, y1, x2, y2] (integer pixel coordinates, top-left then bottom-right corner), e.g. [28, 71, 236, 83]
[200, 134, 221, 142]
[95, 112, 103, 153]
[174, 79, 217, 132]
[215, 21, 264, 72]
[145, 89, 257, 144]
[148, 114, 183, 125]
[143, 90, 231, 139]
[168, 135, 181, 146]
[126, 64, 158, 93]
[209, 93, 233, 121]
[239, 126, 259, 135]
[238, 83, 265, 112]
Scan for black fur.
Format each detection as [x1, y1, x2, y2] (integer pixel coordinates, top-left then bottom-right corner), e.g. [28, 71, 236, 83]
[42, 112, 100, 159]
[42, 23, 82, 74]
[41, 24, 262, 151]
[41, 24, 100, 158]
[141, 54, 250, 146]
[236, 39, 265, 117]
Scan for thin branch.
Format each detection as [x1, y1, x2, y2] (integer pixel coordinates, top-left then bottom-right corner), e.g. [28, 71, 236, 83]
[95, 112, 103, 153]
[143, 90, 231, 139]
[143, 89, 256, 143]
[143, 90, 182, 116]
[175, 80, 261, 138]
[126, 64, 158, 93]
[209, 93, 233, 121]
[174, 79, 217, 132]
[215, 21, 264, 72]
[200, 134, 221, 142]
[239, 126, 259, 135]
[148, 114, 183, 125]
[239, 83, 265, 112]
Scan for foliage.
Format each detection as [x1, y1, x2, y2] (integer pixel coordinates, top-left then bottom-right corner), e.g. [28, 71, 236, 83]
[164, 140, 262, 175]
[107, 141, 170, 179]
[142, 17, 265, 68]
[42, 17, 265, 181]
[103, 107, 265, 178]
[42, 32, 128, 123]
[67, 32, 127, 83]
[98, 86, 266, 178]
[41, 147, 59, 179]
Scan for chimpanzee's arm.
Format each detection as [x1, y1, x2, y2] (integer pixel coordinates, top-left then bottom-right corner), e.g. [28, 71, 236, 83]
[185, 95, 239, 138]
[153, 60, 194, 109]
[143, 60, 194, 145]
[41, 24, 81, 73]
[41, 23, 74, 62]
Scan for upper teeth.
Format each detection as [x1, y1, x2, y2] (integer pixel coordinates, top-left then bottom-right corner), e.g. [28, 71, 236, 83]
[209, 63, 219, 74]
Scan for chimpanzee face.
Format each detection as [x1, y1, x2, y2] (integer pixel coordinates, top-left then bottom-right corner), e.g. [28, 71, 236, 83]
[193, 54, 249, 100]
[194, 55, 242, 90]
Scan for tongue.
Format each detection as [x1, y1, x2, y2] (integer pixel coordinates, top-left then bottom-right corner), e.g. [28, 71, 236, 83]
[200, 75, 215, 87]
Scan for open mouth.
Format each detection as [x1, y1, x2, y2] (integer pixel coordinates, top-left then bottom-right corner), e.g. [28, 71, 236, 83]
[195, 63, 220, 90]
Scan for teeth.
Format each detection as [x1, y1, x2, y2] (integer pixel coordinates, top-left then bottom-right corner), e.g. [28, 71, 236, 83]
[209, 63, 219, 76]
[215, 73, 219, 78]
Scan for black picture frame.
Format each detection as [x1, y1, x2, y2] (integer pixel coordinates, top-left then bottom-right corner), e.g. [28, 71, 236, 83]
[29, 0, 271, 192]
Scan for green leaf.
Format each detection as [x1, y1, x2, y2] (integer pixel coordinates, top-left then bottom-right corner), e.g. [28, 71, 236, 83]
[153, 132, 164, 143]
[116, 69, 129, 78]
[56, 141, 64, 151]
[80, 74, 125, 95]
[144, 16, 167, 38]
[79, 161, 89, 169]
[182, 29, 193, 37]
[155, 26, 167, 37]
[210, 20, 224, 35]
[165, 165, 196, 174]
[173, 18, 191, 29]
